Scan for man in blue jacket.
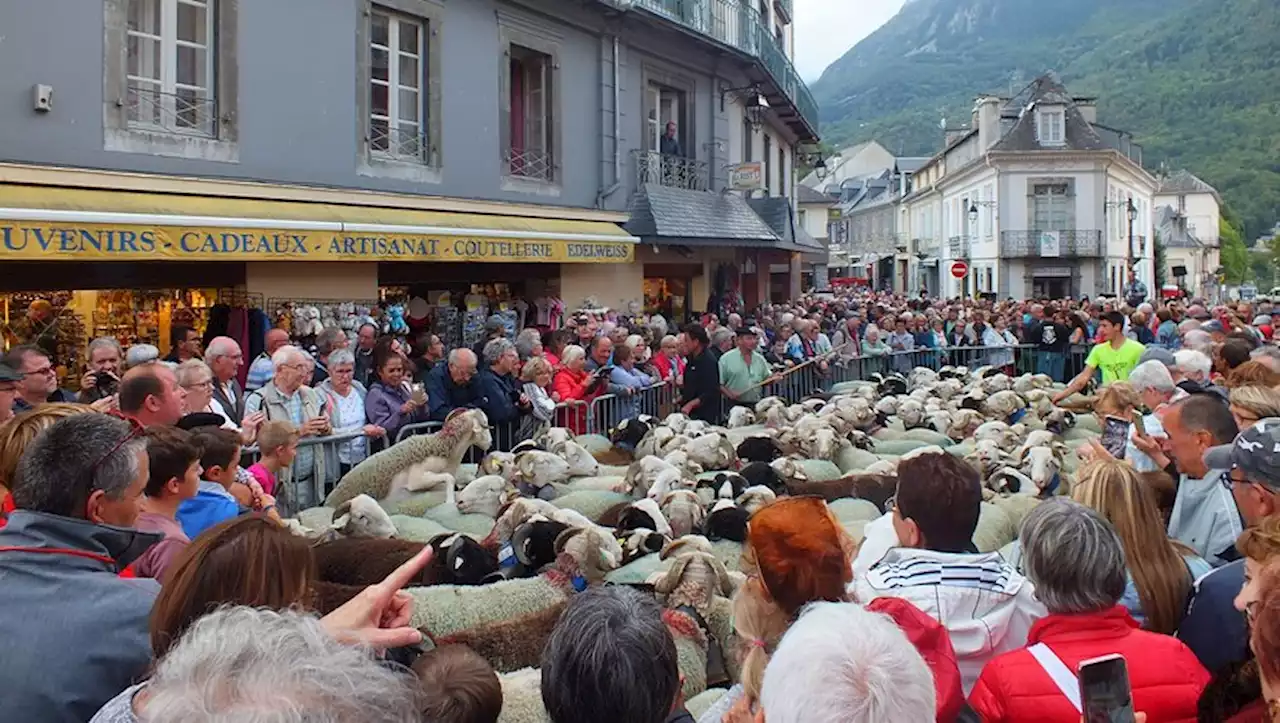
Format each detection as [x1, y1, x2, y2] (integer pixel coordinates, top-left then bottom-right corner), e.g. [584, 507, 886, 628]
[425, 348, 482, 422]
[1179, 419, 1280, 673]
[0, 413, 161, 723]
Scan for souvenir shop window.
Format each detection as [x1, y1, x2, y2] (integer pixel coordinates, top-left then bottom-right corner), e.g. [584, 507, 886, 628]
[1, 292, 88, 391]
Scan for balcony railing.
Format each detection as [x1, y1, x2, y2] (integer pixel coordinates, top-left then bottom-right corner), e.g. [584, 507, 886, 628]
[629, 0, 819, 134]
[125, 83, 217, 138]
[633, 149, 710, 191]
[949, 236, 970, 259]
[505, 148, 555, 182]
[1000, 230, 1103, 258]
[370, 123, 429, 164]
[915, 237, 941, 257]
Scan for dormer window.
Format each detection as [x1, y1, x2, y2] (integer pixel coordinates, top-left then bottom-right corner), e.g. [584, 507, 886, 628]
[1037, 106, 1065, 146]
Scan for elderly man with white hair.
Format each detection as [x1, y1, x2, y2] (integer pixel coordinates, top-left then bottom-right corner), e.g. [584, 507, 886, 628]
[1172, 348, 1229, 401]
[1126, 360, 1180, 471]
[204, 336, 246, 421]
[244, 345, 331, 511]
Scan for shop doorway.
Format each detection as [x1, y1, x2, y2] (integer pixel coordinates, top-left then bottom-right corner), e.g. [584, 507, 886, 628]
[1033, 277, 1069, 299]
[644, 277, 689, 323]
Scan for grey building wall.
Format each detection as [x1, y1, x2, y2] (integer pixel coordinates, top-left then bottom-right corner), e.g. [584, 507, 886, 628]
[0, 0, 762, 214]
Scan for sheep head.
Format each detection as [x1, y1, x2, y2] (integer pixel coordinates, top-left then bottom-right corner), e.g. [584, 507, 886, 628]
[555, 525, 622, 583]
[479, 451, 516, 481]
[647, 551, 735, 616]
[660, 489, 706, 538]
[727, 406, 757, 428]
[455, 475, 511, 517]
[331, 494, 396, 539]
[514, 450, 572, 489]
[664, 413, 690, 435]
[736, 485, 777, 515]
[444, 408, 493, 453]
[1018, 444, 1066, 495]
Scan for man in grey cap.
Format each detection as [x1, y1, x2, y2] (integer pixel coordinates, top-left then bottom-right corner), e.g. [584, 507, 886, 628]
[0, 362, 22, 425]
[1179, 418, 1280, 673]
[472, 315, 508, 359]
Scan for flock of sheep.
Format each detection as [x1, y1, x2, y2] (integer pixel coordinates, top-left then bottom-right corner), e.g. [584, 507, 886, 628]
[287, 364, 1102, 723]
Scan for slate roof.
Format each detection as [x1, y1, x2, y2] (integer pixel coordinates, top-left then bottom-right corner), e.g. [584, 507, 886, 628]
[747, 197, 827, 256]
[796, 184, 834, 205]
[991, 75, 1108, 153]
[894, 157, 930, 174]
[1156, 169, 1220, 200]
[625, 184, 818, 253]
[1156, 205, 1204, 249]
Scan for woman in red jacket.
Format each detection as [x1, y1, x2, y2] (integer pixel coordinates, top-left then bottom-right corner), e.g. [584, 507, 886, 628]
[969, 498, 1208, 722]
[551, 344, 605, 434]
[651, 334, 685, 384]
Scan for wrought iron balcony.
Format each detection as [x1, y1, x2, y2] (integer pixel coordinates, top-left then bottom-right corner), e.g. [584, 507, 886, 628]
[125, 83, 217, 138]
[628, 0, 818, 136]
[370, 123, 430, 164]
[633, 150, 710, 191]
[1000, 230, 1104, 258]
[505, 148, 555, 182]
[948, 236, 970, 259]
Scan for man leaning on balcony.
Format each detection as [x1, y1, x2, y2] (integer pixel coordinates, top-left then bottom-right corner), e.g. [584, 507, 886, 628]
[661, 121, 684, 158]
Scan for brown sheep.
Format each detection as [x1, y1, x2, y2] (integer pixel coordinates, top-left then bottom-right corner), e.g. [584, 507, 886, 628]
[783, 473, 897, 510]
[432, 600, 569, 673]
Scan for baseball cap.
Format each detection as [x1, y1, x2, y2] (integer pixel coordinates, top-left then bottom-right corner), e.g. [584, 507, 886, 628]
[1138, 347, 1176, 368]
[484, 315, 506, 333]
[1204, 418, 1280, 488]
[0, 363, 22, 383]
[1202, 319, 1226, 334]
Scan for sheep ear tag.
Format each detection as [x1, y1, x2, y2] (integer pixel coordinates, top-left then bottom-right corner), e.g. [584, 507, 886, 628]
[498, 543, 517, 569]
[1007, 408, 1027, 425]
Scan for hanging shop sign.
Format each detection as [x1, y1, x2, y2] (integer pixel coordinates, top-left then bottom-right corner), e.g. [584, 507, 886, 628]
[0, 223, 635, 264]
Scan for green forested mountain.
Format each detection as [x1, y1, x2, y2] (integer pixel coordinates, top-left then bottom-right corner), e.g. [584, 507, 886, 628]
[812, 0, 1280, 238]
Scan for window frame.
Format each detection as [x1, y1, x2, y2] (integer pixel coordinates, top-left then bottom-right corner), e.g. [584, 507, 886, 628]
[103, 0, 239, 161]
[368, 7, 428, 164]
[356, 0, 443, 182]
[125, 0, 216, 138]
[498, 13, 564, 193]
[1037, 106, 1066, 146]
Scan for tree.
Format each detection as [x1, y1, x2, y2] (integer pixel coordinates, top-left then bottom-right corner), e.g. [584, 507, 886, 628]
[1153, 233, 1168, 288]
[1220, 215, 1250, 285]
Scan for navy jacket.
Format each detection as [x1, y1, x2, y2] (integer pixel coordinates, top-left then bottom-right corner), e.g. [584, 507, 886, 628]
[425, 362, 482, 422]
[473, 368, 522, 424]
[1177, 559, 1249, 673]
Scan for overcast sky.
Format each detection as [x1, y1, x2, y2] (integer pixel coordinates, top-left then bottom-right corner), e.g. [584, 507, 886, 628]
[793, 0, 906, 82]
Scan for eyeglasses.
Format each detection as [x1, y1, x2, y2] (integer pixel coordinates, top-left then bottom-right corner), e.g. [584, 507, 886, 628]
[22, 365, 55, 377]
[89, 413, 145, 482]
[184, 380, 214, 390]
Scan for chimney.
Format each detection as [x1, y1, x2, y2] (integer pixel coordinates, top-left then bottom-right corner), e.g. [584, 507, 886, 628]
[976, 96, 1001, 151]
[1075, 97, 1097, 124]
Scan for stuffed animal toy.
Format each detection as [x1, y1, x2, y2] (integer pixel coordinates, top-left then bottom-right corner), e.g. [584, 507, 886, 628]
[387, 304, 409, 334]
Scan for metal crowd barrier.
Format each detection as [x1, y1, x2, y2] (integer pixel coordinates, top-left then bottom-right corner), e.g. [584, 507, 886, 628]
[586, 383, 671, 435]
[239, 430, 380, 514]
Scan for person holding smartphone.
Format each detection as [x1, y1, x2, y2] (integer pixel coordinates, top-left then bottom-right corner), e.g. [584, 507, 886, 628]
[364, 348, 428, 443]
[968, 499, 1207, 722]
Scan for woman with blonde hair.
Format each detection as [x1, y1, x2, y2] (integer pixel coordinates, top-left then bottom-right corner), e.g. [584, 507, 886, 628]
[1072, 458, 1211, 634]
[0, 403, 91, 525]
[1230, 385, 1280, 431]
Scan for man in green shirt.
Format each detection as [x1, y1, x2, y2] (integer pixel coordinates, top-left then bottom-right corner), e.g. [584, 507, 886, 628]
[719, 328, 776, 405]
[1052, 310, 1145, 403]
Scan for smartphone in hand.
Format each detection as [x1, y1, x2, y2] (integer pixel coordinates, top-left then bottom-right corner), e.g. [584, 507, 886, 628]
[1079, 654, 1136, 723]
[1100, 416, 1131, 460]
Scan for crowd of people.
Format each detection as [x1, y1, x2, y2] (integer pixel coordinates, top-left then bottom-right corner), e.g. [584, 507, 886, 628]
[4, 283, 1280, 722]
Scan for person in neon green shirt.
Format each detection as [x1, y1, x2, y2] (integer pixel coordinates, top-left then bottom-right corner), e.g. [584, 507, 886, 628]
[1053, 310, 1145, 403]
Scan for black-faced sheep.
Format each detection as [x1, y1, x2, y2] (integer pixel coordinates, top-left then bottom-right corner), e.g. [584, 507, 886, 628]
[738, 461, 785, 495]
[704, 500, 749, 543]
[733, 435, 782, 464]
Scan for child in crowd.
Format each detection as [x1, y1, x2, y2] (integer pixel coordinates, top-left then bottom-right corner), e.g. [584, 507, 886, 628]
[246, 420, 299, 499]
[520, 357, 557, 425]
[178, 427, 277, 539]
[412, 645, 503, 723]
[133, 426, 202, 581]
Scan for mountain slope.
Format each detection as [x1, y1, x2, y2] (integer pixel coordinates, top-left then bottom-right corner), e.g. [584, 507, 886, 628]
[812, 0, 1279, 237]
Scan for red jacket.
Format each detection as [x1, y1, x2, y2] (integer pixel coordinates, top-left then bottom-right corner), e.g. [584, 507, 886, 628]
[868, 597, 966, 722]
[552, 367, 603, 434]
[968, 606, 1208, 723]
[652, 353, 685, 383]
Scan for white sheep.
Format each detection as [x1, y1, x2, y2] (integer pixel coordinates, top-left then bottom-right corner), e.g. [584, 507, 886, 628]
[550, 439, 599, 478]
[661, 489, 706, 538]
[513, 450, 572, 489]
[684, 433, 735, 471]
[479, 451, 517, 481]
[454, 475, 512, 517]
[726, 407, 756, 428]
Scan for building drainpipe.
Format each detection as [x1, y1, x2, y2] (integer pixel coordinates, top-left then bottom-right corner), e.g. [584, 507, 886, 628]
[595, 35, 622, 209]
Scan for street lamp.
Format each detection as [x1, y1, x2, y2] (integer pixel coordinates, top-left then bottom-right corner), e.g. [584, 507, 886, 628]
[814, 157, 828, 182]
[1106, 196, 1140, 278]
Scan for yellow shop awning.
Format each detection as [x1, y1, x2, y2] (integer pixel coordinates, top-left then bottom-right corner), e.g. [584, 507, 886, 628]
[0, 184, 636, 264]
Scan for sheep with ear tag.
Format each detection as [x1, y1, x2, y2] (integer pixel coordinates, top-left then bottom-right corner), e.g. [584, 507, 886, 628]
[513, 450, 571, 494]
[454, 475, 512, 518]
[479, 451, 517, 481]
